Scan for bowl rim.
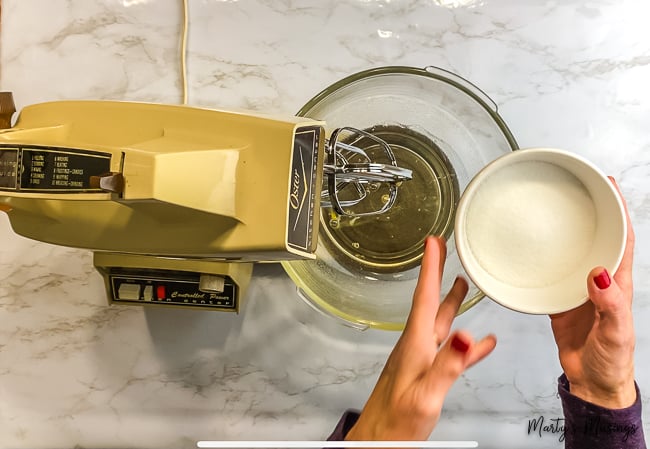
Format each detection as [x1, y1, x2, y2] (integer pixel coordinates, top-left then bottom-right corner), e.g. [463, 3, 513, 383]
[297, 65, 519, 152]
[281, 258, 487, 331]
[454, 147, 628, 314]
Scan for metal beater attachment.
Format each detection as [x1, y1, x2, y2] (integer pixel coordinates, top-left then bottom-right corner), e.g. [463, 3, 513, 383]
[321, 127, 413, 216]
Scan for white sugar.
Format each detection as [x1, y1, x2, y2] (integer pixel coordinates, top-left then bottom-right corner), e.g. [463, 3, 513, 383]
[465, 161, 596, 288]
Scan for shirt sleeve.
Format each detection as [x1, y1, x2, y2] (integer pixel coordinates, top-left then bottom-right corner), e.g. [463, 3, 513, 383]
[559, 374, 646, 449]
[327, 409, 361, 441]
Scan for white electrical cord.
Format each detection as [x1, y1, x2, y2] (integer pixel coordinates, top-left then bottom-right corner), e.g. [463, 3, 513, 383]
[180, 0, 189, 105]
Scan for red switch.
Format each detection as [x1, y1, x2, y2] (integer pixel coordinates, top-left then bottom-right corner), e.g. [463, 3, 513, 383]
[156, 285, 166, 300]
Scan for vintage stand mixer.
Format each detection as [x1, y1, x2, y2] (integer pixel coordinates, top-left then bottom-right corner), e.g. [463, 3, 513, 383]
[0, 92, 412, 310]
[0, 67, 518, 330]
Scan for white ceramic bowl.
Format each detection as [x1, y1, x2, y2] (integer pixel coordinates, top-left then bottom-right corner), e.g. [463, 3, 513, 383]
[454, 148, 627, 314]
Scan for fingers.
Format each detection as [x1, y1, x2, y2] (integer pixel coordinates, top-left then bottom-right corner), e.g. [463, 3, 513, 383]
[608, 177, 635, 290]
[465, 333, 498, 369]
[406, 236, 446, 336]
[423, 331, 497, 406]
[434, 276, 469, 341]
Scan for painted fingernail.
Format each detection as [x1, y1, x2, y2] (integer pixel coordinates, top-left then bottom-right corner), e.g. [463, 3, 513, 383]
[594, 269, 611, 290]
[451, 335, 470, 353]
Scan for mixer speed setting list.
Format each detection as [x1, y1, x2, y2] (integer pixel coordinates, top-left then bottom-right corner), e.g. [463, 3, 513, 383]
[0, 145, 111, 192]
[0, 148, 18, 189]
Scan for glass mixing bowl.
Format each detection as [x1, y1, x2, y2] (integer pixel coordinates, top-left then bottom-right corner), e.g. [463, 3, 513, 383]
[282, 66, 518, 331]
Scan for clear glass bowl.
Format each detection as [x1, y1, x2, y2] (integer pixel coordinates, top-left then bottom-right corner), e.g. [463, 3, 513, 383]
[282, 66, 518, 331]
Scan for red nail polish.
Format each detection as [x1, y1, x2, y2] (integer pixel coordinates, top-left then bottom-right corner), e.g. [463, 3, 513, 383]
[451, 335, 470, 353]
[594, 269, 611, 290]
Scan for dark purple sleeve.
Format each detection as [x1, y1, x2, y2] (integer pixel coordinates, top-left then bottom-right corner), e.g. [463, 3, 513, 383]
[559, 374, 646, 448]
[327, 409, 360, 441]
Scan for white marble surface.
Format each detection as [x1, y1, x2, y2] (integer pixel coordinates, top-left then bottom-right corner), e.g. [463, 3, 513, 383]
[1, 0, 649, 447]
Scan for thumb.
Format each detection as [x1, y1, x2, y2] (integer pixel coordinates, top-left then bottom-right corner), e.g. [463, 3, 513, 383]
[587, 266, 629, 320]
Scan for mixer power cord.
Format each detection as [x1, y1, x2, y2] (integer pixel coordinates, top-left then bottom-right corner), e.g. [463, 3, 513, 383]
[180, 0, 189, 105]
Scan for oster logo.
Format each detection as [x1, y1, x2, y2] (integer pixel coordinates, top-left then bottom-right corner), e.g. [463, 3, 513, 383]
[287, 126, 320, 252]
[289, 162, 307, 212]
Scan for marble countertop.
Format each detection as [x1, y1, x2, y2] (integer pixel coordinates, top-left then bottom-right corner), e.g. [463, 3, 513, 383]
[1, 0, 649, 447]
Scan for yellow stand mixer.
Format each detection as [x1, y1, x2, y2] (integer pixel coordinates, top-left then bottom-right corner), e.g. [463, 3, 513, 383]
[0, 92, 411, 312]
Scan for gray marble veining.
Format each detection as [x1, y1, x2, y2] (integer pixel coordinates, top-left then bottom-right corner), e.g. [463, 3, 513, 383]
[1, 0, 649, 447]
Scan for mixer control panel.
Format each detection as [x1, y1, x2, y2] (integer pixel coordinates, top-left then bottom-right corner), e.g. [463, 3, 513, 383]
[108, 269, 238, 311]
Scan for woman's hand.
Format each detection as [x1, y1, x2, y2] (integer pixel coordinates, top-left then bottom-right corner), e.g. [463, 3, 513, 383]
[345, 236, 497, 440]
[550, 178, 637, 409]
